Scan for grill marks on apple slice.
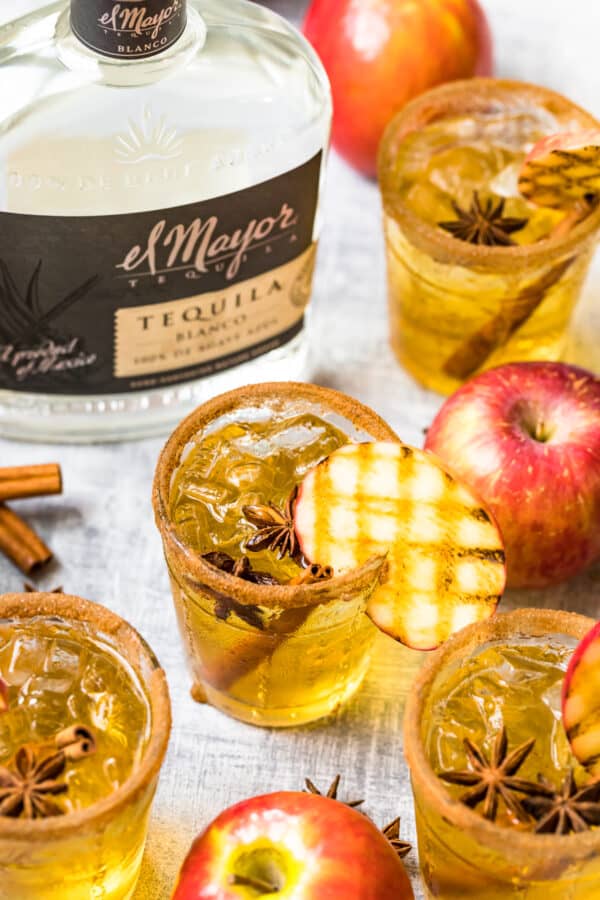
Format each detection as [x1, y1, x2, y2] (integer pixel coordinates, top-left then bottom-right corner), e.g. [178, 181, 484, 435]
[294, 442, 505, 649]
[519, 132, 600, 209]
[563, 622, 600, 777]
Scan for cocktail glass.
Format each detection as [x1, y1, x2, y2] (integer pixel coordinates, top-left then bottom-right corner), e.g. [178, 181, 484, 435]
[378, 79, 600, 395]
[153, 381, 399, 728]
[0, 592, 171, 900]
[404, 607, 600, 899]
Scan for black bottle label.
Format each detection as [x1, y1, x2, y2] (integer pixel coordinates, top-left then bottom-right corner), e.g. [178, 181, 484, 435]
[70, 0, 188, 60]
[0, 154, 321, 396]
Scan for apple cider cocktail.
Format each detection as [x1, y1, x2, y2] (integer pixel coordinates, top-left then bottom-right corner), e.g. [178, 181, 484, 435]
[0, 593, 170, 900]
[154, 383, 398, 728]
[154, 382, 507, 728]
[405, 609, 600, 900]
[379, 79, 600, 395]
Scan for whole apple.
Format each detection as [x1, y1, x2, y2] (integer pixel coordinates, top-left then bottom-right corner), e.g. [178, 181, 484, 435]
[171, 791, 414, 899]
[424, 362, 600, 588]
[303, 0, 493, 176]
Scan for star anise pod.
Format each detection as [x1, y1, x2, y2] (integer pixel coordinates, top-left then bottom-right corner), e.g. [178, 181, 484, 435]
[202, 552, 280, 630]
[289, 564, 334, 585]
[23, 582, 63, 593]
[382, 817, 412, 859]
[202, 552, 280, 586]
[438, 192, 528, 246]
[304, 774, 364, 809]
[0, 745, 68, 819]
[439, 726, 539, 822]
[522, 770, 600, 834]
[243, 487, 300, 560]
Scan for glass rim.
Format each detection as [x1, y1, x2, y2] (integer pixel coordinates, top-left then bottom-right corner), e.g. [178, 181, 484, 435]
[404, 607, 600, 855]
[378, 78, 600, 272]
[152, 381, 399, 610]
[0, 592, 171, 841]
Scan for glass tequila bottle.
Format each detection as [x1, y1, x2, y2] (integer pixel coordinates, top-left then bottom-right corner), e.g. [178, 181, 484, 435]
[0, 0, 331, 440]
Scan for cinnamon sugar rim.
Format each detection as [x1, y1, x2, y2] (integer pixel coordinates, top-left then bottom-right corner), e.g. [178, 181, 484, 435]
[404, 607, 600, 856]
[0, 593, 171, 841]
[378, 78, 600, 271]
[153, 382, 400, 610]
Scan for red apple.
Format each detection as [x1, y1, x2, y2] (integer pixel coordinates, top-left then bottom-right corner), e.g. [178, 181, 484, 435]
[303, 0, 493, 176]
[425, 362, 600, 588]
[563, 621, 600, 778]
[171, 791, 414, 899]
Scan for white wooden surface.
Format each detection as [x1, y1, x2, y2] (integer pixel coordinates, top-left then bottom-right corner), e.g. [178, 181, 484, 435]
[0, 2, 599, 896]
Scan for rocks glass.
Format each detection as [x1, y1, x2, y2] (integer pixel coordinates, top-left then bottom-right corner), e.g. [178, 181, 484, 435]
[0, 592, 171, 900]
[379, 79, 600, 395]
[153, 382, 398, 727]
[404, 608, 599, 899]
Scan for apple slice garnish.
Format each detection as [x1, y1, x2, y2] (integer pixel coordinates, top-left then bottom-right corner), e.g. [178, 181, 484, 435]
[0, 678, 7, 714]
[294, 442, 505, 650]
[563, 621, 600, 777]
[518, 130, 600, 209]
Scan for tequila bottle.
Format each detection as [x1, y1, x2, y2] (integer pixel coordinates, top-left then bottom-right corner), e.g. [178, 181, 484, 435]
[0, 0, 331, 441]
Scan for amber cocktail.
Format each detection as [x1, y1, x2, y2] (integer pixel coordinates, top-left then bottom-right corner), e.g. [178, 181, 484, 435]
[0, 592, 171, 900]
[153, 382, 399, 727]
[404, 608, 600, 899]
[379, 79, 600, 395]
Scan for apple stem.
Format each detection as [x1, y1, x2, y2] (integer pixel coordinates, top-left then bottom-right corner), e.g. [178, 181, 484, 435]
[230, 873, 280, 893]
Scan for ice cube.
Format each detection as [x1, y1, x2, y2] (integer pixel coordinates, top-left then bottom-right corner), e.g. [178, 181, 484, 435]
[42, 638, 81, 678]
[488, 161, 521, 197]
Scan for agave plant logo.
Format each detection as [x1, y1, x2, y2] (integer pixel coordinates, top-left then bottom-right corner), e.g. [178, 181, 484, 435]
[0, 260, 99, 384]
[114, 105, 184, 163]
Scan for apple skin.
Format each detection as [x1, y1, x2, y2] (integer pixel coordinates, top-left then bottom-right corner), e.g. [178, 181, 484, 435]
[171, 791, 414, 899]
[424, 362, 600, 589]
[562, 621, 600, 777]
[303, 0, 493, 177]
[524, 129, 600, 164]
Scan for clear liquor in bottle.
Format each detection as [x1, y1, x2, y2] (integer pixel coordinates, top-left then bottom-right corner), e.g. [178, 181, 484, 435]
[0, 0, 331, 441]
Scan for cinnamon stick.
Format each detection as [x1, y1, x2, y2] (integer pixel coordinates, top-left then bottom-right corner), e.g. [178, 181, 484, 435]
[0, 464, 62, 502]
[55, 725, 97, 760]
[443, 257, 574, 380]
[199, 606, 313, 694]
[0, 504, 53, 574]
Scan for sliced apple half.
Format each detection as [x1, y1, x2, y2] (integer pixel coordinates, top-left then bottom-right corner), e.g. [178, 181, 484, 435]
[518, 130, 600, 209]
[294, 442, 505, 650]
[563, 621, 600, 777]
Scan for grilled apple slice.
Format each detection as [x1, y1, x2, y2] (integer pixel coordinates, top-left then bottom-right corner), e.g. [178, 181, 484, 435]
[518, 130, 600, 209]
[563, 621, 600, 777]
[294, 442, 505, 650]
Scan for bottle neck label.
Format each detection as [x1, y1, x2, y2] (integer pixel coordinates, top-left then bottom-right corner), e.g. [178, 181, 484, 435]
[70, 0, 187, 60]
